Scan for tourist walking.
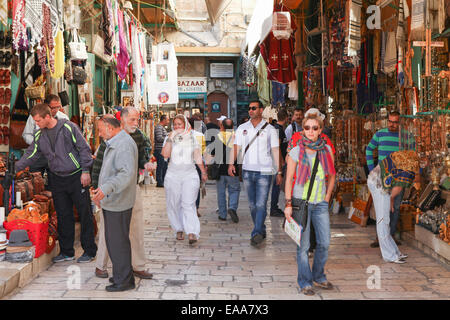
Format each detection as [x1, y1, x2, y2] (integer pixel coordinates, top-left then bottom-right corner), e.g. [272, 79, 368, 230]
[154, 114, 169, 187]
[285, 107, 304, 142]
[91, 115, 138, 292]
[228, 100, 281, 247]
[284, 113, 336, 296]
[92, 109, 155, 280]
[367, 150, 419, 264]
[16, 103, 97, 263]
[162, 115, 207, 245]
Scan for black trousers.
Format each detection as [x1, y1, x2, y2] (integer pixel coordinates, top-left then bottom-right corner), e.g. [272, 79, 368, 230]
[29, 153, 49, 175]
[103, 208, 134, 286]
[49, 171, 97, 257]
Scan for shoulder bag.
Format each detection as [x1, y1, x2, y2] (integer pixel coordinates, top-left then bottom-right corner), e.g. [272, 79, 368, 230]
[237, 122, 269, 181]
[285, 154, 320, 232]
[207, 134, 233, 180]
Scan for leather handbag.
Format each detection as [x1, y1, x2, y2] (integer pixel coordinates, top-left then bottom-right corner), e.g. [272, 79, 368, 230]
[58, 90, 70, 106]
[24, 85, 45, 99]
[207, 164, 220, 180]
[30, 172, 45, 195]
[15, 179, 34, 203]
[288, 155, 320, 231]
[71, 66, 87, 85]
[9, 120, 28, 149]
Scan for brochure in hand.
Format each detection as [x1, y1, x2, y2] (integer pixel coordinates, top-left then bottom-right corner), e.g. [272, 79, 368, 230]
[284, 217, 302, 246]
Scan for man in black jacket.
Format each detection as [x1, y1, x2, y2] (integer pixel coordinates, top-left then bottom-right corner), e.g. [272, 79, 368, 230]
[16, 103, 96, 263]
[153, 115, 169, 187]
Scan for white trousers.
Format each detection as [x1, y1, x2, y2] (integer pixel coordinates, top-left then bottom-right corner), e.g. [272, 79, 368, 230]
[164, 169, 200, 238]
[96, 184, 147, 271]
[367, 173, 402, 262]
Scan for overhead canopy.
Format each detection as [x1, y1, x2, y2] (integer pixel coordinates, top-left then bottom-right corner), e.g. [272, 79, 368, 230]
[205, 0, 233, 25]
[245, 0, 274, 56]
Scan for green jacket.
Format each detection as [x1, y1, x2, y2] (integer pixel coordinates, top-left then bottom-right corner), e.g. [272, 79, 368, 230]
[92, 128, 151, 188]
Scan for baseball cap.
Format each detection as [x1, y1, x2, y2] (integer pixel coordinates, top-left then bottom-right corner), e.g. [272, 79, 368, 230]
[217, 116, 227, 121]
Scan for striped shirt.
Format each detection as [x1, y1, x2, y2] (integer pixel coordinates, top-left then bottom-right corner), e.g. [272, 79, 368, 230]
[365, 128, 399, 172]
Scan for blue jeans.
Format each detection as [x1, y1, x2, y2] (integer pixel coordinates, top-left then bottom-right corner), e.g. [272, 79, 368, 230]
[296, 201, 330, 289]
[390, 188, 405, 236]
[216, 175, 241, 219]
[242, 170, 273, 238]
[154, 149, 167, 186]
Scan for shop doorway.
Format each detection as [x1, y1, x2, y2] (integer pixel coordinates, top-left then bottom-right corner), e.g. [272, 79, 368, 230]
[207, 92, 229, 126]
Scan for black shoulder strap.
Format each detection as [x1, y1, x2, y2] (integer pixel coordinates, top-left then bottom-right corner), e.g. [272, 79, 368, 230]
[243, 122, 269, 156]
[306, 154, 320, 202]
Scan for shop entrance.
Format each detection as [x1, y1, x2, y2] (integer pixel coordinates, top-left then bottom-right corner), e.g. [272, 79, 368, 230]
[207, 92, 229, 126]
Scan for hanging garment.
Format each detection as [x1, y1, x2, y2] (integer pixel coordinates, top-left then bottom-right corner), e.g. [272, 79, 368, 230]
[256, 55, 271, 106]
[373, 31, 380, 74]
[397, 46, 404, 87]
[383, 32, 397, 75]
[272, 81, 286, 105]
[288, 79, 298, 100]
[396, 0, 409, 44]
[12, 0, 28, 51]
[410, 0, 425, 39]
[347, 0, 362, 57]
[145, 34, 152, 64]
[49, 29, 64, 79]
[116, 9, 129, 80]
[41, 2, 55, 74]
[100, 0, 113, 57]
[24, 0, 43, 48]
[112, 0, 120, 58]
[0, 0, 7, 27]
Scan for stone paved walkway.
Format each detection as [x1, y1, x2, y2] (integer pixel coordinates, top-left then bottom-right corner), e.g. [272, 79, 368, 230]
[4, 182, 450, 300]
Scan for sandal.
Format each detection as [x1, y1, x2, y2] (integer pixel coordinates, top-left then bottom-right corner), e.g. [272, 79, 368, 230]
[3, 106, 9, 124]
[3, 126, 8, 145]
[4, 88, 10, 104]
[301, 286, 315, 296]
[4, 70, 9, 86]
[4, 52, 11, 67]
[0, 88, 4, 104]
[0, 69, 4, 86]
[176, 232, 184, 240]
[188, 233, 197, 245]
[314, 281, 334, 290]
[0, 31, 4, 49]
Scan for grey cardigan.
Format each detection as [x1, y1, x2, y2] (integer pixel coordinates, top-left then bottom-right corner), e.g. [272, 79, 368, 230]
[98, 130, 138, 212]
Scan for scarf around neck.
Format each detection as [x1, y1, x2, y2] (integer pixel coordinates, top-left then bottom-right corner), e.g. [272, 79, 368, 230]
[296, 134, 335, 185]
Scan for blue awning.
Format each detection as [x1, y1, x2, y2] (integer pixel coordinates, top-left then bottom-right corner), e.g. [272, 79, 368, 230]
[179, 92, 207, 101]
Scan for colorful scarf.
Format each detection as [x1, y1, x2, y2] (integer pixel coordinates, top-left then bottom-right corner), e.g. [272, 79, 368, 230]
[379, 151, 418, 190]
[296, 134, 335, 185]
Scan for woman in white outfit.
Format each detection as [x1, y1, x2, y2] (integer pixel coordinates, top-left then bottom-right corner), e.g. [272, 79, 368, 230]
[161, 115, 207, 245]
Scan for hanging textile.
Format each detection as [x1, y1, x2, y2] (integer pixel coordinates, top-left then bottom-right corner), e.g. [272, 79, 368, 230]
[397, 46, 404, 87]
[383, 31, 397, 75]
[256, 55, 271, 106]
[112, 0, 120, 58]
[41, 2, 55, 74]
[347, 0, 362, 57]
[116, 9, 129, 80]
[12, 0, 28, 51]
[438, 0, 445, 34]
[396, 0, 409, 44]
[0, 0, 7, 27]
[100, 0, 113, 57]
[239, 53, 257, 87]
[288, 80, 298, 100]
[49, 29, 64, 78]
[272, 81, 286, 105]
[410, 0, 425, 40]
[24, 0, 43, 48]
[145, 34, 152, 64]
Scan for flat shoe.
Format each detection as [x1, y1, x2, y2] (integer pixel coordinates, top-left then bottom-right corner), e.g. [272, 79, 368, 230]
[399, 253, 408, 260]
[176, 232, 184, 240]
[392, 258, 406, 264]
[188, 234, 197, 245]
[314, 281, 334, 290]
[301, 286, 315, 296]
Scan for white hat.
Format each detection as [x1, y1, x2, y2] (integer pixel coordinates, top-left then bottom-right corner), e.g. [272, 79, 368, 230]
[123, 1, 133, 10]
[217, 115, 227, 121]
[305, 108, 325, 121]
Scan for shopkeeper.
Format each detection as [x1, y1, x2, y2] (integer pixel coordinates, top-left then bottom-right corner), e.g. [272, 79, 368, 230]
[367, 150, 420, 264]
[22, 94, 69, 173]
[15, 103, 97, 264]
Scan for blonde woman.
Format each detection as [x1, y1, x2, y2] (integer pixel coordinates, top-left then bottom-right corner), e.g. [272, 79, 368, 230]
[161, 115, 207, 245]
[284, 113, 336, 296]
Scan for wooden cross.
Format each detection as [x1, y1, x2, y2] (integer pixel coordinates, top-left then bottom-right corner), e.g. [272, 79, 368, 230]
[413, 28, 444, 77]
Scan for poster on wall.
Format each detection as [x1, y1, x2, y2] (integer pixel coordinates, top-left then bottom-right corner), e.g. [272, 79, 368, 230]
[148, 42, 179, 105]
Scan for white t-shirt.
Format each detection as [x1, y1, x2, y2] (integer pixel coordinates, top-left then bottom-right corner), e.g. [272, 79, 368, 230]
[234, 120, 279, 173]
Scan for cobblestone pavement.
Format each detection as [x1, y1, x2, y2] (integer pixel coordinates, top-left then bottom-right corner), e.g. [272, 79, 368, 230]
[4, 182, 450, 300]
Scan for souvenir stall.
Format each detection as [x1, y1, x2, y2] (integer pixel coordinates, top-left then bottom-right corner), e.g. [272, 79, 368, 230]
[245, 0, 450, 258]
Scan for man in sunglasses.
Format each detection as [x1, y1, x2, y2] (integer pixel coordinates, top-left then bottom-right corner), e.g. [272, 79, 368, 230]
[228, 100, 281, 247]
[366, 111, 403, 247]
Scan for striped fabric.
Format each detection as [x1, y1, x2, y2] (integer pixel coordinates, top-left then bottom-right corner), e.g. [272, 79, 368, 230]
[0, 0, 8, 27]
[383, 31, 397, 74]
[24, 0, 43, 47]
[396, 0, 409, 43]
[347, 0, 362, 57]
[365, 128, 399, 172]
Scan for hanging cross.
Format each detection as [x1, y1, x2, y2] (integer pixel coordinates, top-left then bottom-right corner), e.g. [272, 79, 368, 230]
[271, 54, 278, 61]
[413, 28, 444, 77]
[282, 53, 289, 61]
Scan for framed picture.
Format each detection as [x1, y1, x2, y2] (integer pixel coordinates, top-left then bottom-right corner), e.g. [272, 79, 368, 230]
[339, 69, 353, 92]
[192, 108, 200, 115]
[211, 102, 221, 112]
[156, 64, 168, 82]
[121, 90, 134, 107]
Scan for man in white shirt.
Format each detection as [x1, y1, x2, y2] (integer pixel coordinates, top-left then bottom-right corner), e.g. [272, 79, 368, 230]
[22, 94, 69, 172]
[228, 100, 281, 247]
[284, 107, 304, 142]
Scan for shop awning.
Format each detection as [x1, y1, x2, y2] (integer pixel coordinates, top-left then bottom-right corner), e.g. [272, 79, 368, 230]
[205, 0, 233, 25]
[179, 92, 208, 102]
[245, 0, 274, 56]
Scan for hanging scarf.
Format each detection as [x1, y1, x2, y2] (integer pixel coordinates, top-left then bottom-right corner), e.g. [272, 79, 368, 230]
[347, 0, 362, 57]
[12, 0, 28, 51]
[383, 32, 397, 75]
[379, 151, 418, 190]
[295, 134, 335, 186]
[0, 0, 7, 27]
[116, 9, 129, 80]
[24, 0, 43, 48]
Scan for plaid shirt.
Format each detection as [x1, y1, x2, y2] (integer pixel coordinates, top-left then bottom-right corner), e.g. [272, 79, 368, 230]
[91, 129, 151, 189]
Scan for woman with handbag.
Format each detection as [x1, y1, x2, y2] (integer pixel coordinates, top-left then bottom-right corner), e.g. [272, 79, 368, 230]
[161, 115, 207, 245]
[284, 113, 336, 296]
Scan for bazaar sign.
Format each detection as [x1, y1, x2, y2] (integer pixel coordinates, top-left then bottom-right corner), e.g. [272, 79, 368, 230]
[178, 77, 207, 93]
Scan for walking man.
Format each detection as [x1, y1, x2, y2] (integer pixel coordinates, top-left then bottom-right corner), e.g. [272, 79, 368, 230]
[210, 118, 240, 223]
[16, 103, 97, 263]
[154, 115, 169, 187]
[92, 109, 155, 280]
[366, 111, 403, 247]
[228, 100, 281, 247]
[285, 107, 304, 142]
[92, 116, 138, 292]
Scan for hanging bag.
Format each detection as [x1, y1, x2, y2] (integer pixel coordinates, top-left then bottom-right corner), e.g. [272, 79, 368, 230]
[69, 29, 88, 61]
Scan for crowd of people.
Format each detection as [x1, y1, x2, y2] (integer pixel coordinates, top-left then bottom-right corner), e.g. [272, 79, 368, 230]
[13, 95, 418, 295]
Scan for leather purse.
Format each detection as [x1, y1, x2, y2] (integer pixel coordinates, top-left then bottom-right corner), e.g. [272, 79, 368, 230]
[286, 155, 320, 231]
[9, 120, 28, 149]
[207, 164, 220, 180]
[15, 179, 34, 202]
[58, 90, 70, 106]
[25, 85, 46, 99]
[71, 66, 87, 85]
[30, 172, 45, 195]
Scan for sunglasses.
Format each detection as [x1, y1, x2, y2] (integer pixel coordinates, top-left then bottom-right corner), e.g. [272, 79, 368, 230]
[304, 125, 319, 131]
[388, 120, 399, 124]
[248, 106, 260, 111]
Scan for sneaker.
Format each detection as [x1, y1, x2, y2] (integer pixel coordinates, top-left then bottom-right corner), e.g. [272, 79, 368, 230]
[218, 216, 227, 221]
[250, 234, 264, 247]
[270, 208, 284, 217]
[52, 253, 75, 263]
[301, 286, 315, 296]
[77, 253, 95, 263]
[228, 209, 239, 223]
[399, 253, 408, 260]
[314, 281, 334, 290]
[392, 258, 406, 264]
